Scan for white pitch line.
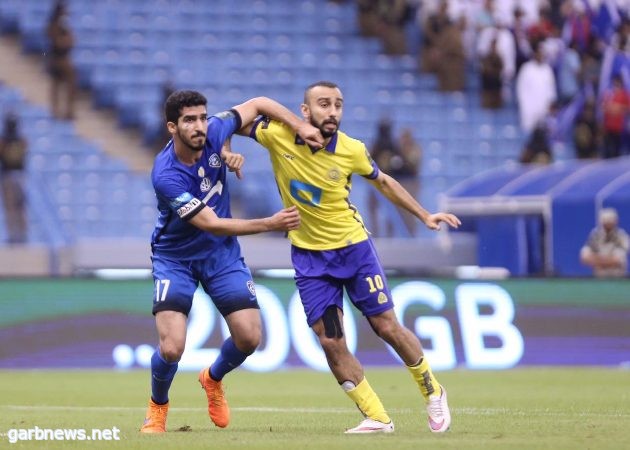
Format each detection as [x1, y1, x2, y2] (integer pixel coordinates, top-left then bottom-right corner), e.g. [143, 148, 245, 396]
[1, 405, 629, 417]
[0, 405, 350, 414]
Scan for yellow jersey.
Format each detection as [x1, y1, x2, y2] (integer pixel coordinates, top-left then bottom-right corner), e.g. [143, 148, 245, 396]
[251, 117, 379, 250]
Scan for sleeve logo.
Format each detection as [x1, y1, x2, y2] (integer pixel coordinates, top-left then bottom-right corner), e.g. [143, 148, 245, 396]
[176, 198, 202, 218]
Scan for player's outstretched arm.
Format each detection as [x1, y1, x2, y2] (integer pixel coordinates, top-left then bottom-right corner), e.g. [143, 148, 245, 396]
[231, 97, 323, 147]
[369, 171, 461, 231]
[188, 204, 300, 236]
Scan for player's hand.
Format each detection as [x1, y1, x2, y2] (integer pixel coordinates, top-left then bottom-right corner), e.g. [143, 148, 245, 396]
[424, 212, 461, 231]
[221, 141, 244, 180]
[268, 206, 301, 231]
[223, 152, 244, 180]
[296, 122, 324, 149]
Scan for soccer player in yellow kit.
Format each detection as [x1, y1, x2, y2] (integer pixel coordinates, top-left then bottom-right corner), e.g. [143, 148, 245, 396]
[235, 81, 461, 433]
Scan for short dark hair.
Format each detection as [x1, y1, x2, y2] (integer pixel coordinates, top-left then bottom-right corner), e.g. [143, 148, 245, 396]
[164, 90, 207, 123]
[304, 81, 339, 103]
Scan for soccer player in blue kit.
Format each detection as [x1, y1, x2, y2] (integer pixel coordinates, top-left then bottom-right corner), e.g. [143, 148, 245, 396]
[140, 90, 323, 433]
[232, 81, 461, 434]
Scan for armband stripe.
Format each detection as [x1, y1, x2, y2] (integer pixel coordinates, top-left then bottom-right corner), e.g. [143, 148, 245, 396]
[177, 198, 205, 220]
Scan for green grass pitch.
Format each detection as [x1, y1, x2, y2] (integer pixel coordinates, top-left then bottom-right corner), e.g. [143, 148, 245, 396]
[1, 368, 628, 449]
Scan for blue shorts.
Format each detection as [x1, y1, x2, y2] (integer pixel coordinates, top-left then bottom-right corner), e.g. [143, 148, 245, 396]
[291, 239, 394, 326]
[151, 254, 259, 317]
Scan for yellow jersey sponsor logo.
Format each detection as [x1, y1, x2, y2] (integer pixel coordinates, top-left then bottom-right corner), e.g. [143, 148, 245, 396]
[328, 167, 341, 181]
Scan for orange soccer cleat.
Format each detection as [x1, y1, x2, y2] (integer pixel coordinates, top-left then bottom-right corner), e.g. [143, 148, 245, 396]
[198, 368, 230, 428]
[140, 398, 169, 433]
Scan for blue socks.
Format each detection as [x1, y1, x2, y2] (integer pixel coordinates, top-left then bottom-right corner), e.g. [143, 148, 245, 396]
[151, 350, 178, 405]
[209, 337, 251, 381]
[150, 338, 250, 403]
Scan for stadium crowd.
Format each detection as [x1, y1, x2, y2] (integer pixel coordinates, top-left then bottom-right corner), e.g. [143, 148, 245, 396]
[351, 0, 630, 161]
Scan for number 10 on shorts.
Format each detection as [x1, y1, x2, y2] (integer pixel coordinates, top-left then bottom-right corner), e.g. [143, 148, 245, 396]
[365, 275, 384, 293]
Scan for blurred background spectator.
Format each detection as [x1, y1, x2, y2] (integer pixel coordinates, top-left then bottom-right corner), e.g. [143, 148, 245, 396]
[396, 127, 422, 235]
[369, 118, 399, 178]
[510, 7, 532, 75]
[580, 207, 629, 278]
[357, 0, 382, 37]
[356, 0, 414, 55]
[436, 16, 466, 92]
[556, 41, 581, 105]
[516, 42, 557, 134]
[572, 99, 600, 159]
[479, 37, 504, 108]
[477, 17, 516, 103]
[600, 75, 630, 158]
[579, 35, 603, 93]
[46, 0, 75, 120]
[378, 0, 413, 55]
[519, 123, 552, 164]
[368, 117, 400, 237]
[368, 118, 421, 236]
[418, 0, 450, 73]
[0, 112, 27, 244]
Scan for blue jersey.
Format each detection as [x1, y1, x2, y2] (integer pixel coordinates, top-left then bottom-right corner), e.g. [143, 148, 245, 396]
[150, 109, 242, 261]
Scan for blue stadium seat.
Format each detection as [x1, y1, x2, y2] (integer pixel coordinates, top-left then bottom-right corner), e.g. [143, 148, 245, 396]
[0, 0, 21, 32]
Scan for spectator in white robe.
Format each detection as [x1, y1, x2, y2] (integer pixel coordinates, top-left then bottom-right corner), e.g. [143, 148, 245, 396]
[516, 43, 557, 132]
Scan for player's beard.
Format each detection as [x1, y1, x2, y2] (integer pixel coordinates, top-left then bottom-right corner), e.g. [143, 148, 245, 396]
[179, 129, 206, 151]
[312, 117, 339, 139]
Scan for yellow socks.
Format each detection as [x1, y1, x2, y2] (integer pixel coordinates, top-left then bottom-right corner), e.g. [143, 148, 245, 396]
[407, 357, 442, 400]
[340, 359, 440, 423]
[342, 378, 391, 424]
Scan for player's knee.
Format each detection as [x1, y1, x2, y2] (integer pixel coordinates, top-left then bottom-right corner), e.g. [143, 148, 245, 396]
[234, 332, 260, 354]
[319, 334, 346, 351]
[319, 335, 351, 365]
[371, 317, 402, 343]
[160, 343, 184, 362]
[232, 322, 261, 354]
